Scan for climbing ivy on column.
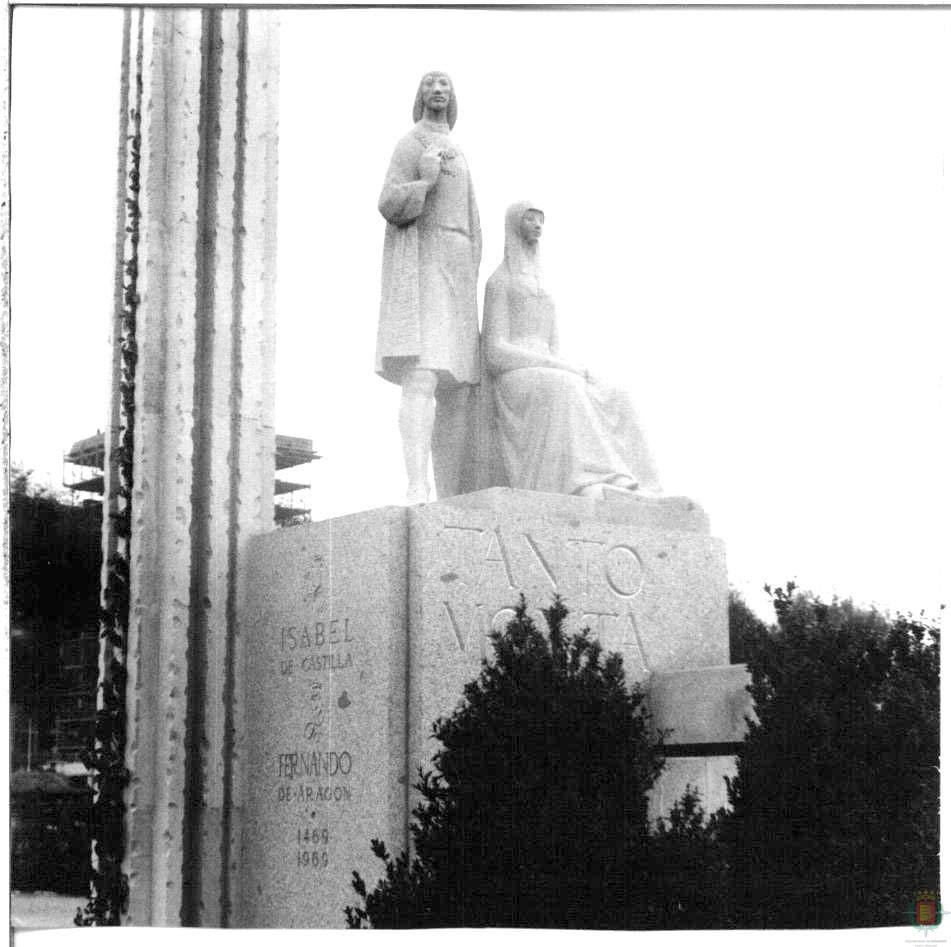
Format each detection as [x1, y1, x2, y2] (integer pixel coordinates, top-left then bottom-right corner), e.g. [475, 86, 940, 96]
[76, 20, 141, 925]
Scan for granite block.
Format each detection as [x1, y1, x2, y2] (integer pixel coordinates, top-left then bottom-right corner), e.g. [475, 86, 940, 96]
[239, 507, 408, 928]
[648, 755, 739, 824]
[240, 489, 734, 927]
[649, 665, 754, 745]
[407, 489, 728, 787]
[445, 487, 710, 533]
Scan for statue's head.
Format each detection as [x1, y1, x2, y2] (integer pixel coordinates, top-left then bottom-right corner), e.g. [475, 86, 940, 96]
[414, 71, 457, 129]
[505, 201, 545, 246]
[519, 208, 544, 245]
[504, 201, 545, 272]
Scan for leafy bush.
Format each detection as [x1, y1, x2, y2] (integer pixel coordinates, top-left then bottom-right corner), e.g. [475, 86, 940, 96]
[728, 590, 770, 666]
[345, 585, 940, 929]
[649, 788, 728, 929]
[722, 584, 940, 927]
[346, 596, 666, 928]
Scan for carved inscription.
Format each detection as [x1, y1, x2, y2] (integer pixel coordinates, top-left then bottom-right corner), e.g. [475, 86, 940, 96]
[277, 750, 353, 778]
[296, 825, 331, 869]
[277, 783, 352, 804]
[301, 653, 352, 672]
[303, 680, 326, 742]
[274, 749, 355, 806]
[579, 611, 649, 674]
[301, 553, 329, 604]
[523, 533, 557, 589]
[438, 524, 650, 668]
[281, 619, 353, 650]
[442, 601, 548, 657]
[442, 526, 645, 601]
[278, 618, 356, 676]
[265, 601, 361, 877]
[566, 538, 603, 596]
[479, 528, 516, 589]
[441, 601, 468, 651]
[603, 544, 645, 598]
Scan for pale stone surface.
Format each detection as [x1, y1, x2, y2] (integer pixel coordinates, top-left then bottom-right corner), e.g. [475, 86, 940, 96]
[648, 756, 739, 824]
[120, 8, 279, 927]
[646, 663, 752, 827]
[447, 486, 709, 533]
[124, 11, 207, 926]
[478, 202, 661, 498]
[239, 509, 408, 929]
[376, 71, 482, 503]
[407, 489, 728, 787]
[649, 665, 753, 745]
[239, 489, 745, 928]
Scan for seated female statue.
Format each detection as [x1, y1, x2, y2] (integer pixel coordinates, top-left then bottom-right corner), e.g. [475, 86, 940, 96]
[481, 201, 662, 499]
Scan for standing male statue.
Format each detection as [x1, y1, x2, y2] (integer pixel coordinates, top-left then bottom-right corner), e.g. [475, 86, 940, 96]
[375, 71, 482, 504]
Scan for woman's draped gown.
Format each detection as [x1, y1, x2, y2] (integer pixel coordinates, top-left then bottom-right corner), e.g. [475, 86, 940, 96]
[480, 202, 661, 496]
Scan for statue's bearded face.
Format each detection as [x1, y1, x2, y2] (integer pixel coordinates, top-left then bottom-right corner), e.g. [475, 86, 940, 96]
[419, 73, 452, 113]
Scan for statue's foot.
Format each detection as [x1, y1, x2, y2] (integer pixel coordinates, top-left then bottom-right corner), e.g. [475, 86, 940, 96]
[576, 483, 606, 500]
[406, 484, 430, 505]
[607, 474, 638, 491]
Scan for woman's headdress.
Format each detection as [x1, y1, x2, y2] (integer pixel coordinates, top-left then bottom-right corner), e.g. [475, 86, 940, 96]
[503, 201, 545, 277]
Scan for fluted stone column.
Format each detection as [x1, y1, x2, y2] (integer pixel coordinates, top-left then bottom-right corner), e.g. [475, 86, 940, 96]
[120, 8, 279, 926]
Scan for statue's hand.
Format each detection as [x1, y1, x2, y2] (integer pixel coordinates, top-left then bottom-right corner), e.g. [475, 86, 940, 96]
[418, 146, 443, 186]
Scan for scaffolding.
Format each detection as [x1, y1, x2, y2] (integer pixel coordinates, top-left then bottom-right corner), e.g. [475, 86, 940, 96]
[273, 435, 318, 526]
[64, 431, 319, 524]
[51, 631, 99, 767]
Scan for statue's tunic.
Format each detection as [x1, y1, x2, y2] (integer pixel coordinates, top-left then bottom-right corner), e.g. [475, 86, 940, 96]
[375, 120, 481, 386]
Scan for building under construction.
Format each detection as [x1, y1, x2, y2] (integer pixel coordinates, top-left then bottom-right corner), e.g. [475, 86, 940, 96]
[64, 431, 318, 525]
[16, 432, 319, 773]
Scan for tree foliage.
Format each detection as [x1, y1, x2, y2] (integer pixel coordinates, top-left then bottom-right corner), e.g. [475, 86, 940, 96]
[649, 789, 729, 929]
[728, 590, 770, 666]
[721, 583, 940, 927]
[345, 584, 939, 929]
[346, 596, 666, 928]
[10, 471, 102, 765]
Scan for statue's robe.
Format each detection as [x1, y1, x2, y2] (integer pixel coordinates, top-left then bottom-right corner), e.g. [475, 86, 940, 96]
[375, 120, 481, 387]
[477, 202, 662, 496]
[483, 272, 661, 495]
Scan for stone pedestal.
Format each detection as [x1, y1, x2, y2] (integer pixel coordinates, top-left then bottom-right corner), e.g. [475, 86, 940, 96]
[240, 509, 408, 929]
[646, 664, 753, 821]
[405, 489, 731, 789]
[239, 488, 750, 928]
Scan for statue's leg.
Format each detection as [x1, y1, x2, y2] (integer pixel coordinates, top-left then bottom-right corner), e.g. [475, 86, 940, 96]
[399, 368, 438, 504]
[432, 383, 472, 499]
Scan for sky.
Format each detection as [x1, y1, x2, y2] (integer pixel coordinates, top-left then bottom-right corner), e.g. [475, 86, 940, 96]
[10, 6, 951, 623]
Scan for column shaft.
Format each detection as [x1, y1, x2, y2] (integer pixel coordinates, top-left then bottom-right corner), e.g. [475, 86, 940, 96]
[121, 9, 279, 926]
